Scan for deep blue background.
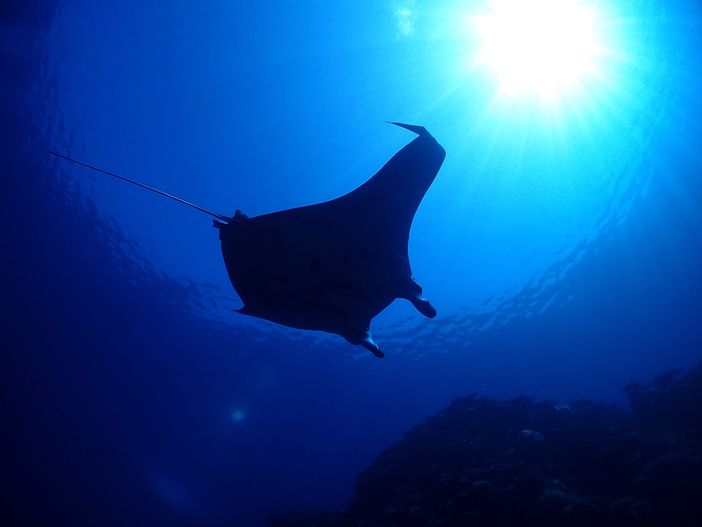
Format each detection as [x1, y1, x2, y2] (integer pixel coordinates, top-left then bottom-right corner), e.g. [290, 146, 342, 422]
[2, 1, 701, 525]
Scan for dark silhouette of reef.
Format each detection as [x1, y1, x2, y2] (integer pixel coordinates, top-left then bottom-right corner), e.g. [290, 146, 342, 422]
[271, 365, 702, 527]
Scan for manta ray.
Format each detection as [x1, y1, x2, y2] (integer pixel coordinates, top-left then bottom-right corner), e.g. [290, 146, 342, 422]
[50, 122, 446, 357]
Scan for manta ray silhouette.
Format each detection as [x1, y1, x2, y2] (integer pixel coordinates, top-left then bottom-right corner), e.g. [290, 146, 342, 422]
[50, 122, 446, 357]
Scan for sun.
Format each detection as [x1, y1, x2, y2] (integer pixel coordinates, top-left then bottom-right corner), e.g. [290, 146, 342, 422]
[469, 0, 606, 101]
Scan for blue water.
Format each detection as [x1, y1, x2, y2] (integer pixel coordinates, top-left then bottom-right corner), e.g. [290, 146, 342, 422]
[2, 1, 701, 525]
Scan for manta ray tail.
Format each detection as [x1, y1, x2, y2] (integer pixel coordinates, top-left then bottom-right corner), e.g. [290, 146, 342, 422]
[48, 150, 231, 222]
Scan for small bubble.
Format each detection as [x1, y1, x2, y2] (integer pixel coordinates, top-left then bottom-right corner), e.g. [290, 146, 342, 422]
[231, 409, 247, 422]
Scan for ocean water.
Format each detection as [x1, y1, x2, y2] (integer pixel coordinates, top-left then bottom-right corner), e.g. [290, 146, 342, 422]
[2, 1, 701, 525]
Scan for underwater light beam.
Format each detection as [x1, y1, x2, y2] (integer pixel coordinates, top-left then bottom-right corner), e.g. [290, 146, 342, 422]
[469, 0, 607, 101]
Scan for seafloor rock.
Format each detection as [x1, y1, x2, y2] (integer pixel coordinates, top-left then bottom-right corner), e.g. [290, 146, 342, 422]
[271, 365, 702, 527]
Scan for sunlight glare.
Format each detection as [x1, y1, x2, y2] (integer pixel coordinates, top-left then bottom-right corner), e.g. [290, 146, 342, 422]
[470, 0, 606, 101]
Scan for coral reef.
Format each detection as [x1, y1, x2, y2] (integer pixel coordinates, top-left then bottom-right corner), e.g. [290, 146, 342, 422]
[271, 365, 702, 526]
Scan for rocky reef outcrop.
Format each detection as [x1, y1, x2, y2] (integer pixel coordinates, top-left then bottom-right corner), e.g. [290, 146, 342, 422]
[271, 365, 702, 526]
